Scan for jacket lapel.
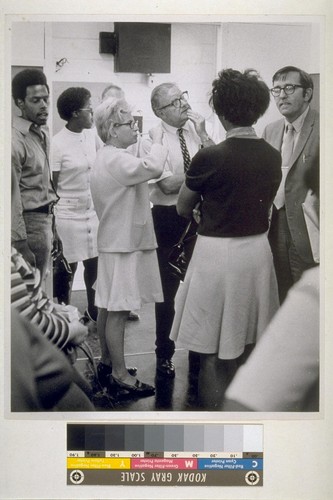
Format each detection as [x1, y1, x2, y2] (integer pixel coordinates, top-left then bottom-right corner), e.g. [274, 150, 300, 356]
[270, 120, 285, 150]
[290, 108, 315, 166]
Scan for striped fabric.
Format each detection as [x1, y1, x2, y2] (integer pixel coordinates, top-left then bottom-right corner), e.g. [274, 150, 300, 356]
[177, 128, 191, 172]
[11, 247, 70, 349]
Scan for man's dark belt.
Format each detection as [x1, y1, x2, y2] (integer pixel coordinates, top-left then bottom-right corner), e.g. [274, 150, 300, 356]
[24, 203, 55, 215]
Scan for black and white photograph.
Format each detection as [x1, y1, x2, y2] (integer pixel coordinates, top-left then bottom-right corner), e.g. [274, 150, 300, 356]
[9, 17, 322, 413]
[1, 1, 332, 499]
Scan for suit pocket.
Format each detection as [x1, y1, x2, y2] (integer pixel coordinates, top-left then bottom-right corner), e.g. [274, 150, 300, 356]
[55, 197, 79, 217]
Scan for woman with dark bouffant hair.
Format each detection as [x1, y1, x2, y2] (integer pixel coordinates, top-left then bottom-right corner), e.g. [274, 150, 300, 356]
[52, 87, 102, 325]
[170, 69, 283, 409]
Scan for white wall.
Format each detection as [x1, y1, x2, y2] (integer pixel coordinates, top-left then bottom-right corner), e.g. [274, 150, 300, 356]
[48, 22, 218, 134]
[219, 22, 320, 135]
[11, 22, 45, 67]
[12, 21, 219, 135]
[12, 20, 320, 139]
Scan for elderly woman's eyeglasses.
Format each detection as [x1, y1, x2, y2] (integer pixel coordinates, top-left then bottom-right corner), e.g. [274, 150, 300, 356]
[157, 91, 189, 110]
[270, 84, 304, 97]
[78, 108, 94, 114]
[113, 120, 138, 129]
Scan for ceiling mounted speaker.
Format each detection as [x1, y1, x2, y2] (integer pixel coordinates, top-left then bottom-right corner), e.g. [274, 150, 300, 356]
[99, 32, 118, 55]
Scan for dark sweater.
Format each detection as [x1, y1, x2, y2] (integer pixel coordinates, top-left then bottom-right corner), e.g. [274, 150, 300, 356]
[186, 138, 282, 237]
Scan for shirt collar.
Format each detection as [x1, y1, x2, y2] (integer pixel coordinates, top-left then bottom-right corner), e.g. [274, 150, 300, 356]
[285, 105, 310, 133]
[161, 120, 192, 134]
[12, 115, 49, 136]
[12, 116, 32, 135]
[226, 126, 258, 139]
[63, 126, 83, 137]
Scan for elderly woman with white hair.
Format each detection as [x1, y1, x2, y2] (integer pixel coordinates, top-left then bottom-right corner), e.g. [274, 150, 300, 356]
[91, 97, 167, 399]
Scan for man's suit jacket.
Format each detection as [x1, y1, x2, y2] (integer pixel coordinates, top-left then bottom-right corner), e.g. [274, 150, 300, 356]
[263, 108, 319, 264]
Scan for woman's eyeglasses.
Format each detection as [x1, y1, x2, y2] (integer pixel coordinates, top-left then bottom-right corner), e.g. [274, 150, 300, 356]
[78, 108, 94, 114]
[113, 120, 138, 129]
[270, 84, 304, 97]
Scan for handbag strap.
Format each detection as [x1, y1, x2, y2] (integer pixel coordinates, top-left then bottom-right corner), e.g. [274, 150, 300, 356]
[75, 341, 98, 379]
[177, 219, 194, 245]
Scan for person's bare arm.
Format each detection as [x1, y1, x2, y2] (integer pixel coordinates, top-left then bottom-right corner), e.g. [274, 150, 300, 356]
[177, 182, 201, 219]
[156, 173, 185, 195]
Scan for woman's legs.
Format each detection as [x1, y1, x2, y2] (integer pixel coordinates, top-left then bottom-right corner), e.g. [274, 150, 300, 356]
[53, 260, 76, 304]
[97, 308, 110, 365]
[105, 310, 133, 384]
[82, 257, 98, 322]
[198, 353, 237, 410]
[98, 309, 137, 386]
[95, 301, 155, 397]
[97, 307, 138, 383]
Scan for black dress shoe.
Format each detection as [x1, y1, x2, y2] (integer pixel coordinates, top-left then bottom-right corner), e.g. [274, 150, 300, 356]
[127, 311, 140, 321]
[156, 358, 176, 378]
[97, 362, 137, 387]
[111, 377, 155, 399]
[127, 367, 138, 376]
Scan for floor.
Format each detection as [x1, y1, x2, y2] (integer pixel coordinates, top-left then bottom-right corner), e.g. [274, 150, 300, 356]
[71, 290, 202, 412]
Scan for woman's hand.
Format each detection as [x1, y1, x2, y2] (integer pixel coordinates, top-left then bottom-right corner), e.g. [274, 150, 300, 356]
[149, 126, 164, 145]
[192, 201, 201, 224]
[68, 319, 88, 346]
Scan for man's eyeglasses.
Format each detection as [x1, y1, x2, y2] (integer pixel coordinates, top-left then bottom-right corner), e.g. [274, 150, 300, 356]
[78, 108, 94, 114]
[157, 91, 189, 110]
[270, 84, 304, 97]
[113, 120, 138, 129]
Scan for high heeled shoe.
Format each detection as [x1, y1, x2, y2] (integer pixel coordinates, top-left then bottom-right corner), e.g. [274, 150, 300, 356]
[110, 376, 155, 399]
[97, 362, 137, 388]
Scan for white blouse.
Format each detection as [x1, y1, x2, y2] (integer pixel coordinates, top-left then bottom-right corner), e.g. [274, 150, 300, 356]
[52, 127, 102, 220]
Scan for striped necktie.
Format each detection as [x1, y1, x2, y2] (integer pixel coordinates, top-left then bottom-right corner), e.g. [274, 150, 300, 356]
[177, 128, 191, 172]
[274, 123, 295, 209]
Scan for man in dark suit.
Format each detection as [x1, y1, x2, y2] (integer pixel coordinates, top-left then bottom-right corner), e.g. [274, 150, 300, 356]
[142, 83, 214, 377]
[263, 66, 319, 303]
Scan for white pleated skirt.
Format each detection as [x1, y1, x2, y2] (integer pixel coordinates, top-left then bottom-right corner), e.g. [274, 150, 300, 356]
[94, 250, 163, 311]
[170, 234, 279, 360]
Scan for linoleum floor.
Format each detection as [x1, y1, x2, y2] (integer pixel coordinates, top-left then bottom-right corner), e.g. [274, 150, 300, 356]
[72, 290, 202, 412]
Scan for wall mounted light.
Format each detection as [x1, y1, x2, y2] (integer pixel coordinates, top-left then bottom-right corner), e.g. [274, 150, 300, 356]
[56, 57, 69, 72]
[146, 73, 155, 88]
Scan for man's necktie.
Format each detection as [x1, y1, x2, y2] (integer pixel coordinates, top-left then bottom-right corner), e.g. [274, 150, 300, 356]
[177, 128, 191, 172]
[274, 123, 295, 209]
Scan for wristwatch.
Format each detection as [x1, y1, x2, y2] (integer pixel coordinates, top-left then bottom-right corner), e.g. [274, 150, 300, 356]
[200, 133, 211, 147]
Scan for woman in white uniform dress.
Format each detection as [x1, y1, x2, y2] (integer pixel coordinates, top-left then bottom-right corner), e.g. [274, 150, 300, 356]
[52, 87, 102, 323]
